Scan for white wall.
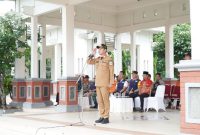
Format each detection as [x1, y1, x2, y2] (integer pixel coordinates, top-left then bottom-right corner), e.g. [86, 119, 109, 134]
[120, 33, 131, 45]
[113, 32, 154, 80]
[33, 25, 154, 81]
[74, 29, 91, 77]
[136, 31, 154, 80]
[44, 46, 54, 80]
[45, 28, 112, 80]
[46, 26, 62, 46]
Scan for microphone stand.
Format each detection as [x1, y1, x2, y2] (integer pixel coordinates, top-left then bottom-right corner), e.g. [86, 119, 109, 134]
[34, 57, 96, 135]
[69, 56, 97, 127]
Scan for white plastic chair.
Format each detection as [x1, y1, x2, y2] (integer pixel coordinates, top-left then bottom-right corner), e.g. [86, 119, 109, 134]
[146, 85, 166, 112]
[78, 97, 90, 109]
[134, 96, 141, 108]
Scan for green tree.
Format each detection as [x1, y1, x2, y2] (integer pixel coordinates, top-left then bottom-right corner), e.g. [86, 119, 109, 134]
[153, 32, 165, 78]
[0, 12, 29, 108]
[122, 50, 131, 78]
[153, 24, 191, 78]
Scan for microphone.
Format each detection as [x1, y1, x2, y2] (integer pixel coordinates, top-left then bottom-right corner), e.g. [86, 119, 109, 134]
[88, 46, 100, 59]
[88, 54, 94, 59]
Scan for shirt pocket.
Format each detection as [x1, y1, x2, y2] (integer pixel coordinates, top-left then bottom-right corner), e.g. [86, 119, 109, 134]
[95, 62, 99, 69]
[101, 62, 108, 70]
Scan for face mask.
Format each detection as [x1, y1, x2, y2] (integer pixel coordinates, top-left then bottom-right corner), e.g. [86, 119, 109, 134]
[95, 49, 100, 58]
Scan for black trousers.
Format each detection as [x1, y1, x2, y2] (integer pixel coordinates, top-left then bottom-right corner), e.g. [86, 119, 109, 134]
[129, 92, 138, 108]
[151, 90, 156, 97]
[139, 93, 149, 110]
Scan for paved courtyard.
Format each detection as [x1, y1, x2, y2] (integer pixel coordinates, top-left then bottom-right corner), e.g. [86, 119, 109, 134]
[0, 97, 181, 135]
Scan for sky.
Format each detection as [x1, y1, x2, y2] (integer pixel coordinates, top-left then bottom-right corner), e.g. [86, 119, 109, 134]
[0, 1, 15, 16]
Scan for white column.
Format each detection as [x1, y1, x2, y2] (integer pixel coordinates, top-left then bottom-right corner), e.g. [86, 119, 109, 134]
[31, 16, 38, 78]
[100, 31, 105, 44]
[54, 44, 62, 81]
[114, 34, 122, 75]
[40, 24, 46, 78]
[130, 32, 137, 71]
[15, 0, 20, 12]
[15, 49, 25, 79]
[51, 52, 55, 81]
[165, 25, 174, 78]
[62, 5, 75, 77]
[86, 39, 94, 78]
[190, 0, 200, 60]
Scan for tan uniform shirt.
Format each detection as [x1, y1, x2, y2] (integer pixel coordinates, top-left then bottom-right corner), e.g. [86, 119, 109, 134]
[87, 55, 114, 87]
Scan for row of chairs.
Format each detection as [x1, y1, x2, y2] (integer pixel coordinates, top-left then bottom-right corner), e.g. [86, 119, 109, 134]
[164, 84, 180, 109]
[165, 84, 180, 99]
[138, 84, 180, 112]
[111, 84, 180, 112]
[133, 85, 166, 112]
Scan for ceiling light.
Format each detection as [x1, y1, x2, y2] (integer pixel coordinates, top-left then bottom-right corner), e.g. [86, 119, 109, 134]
[143, 12, 146, 18]
[154, 9, 158, 16]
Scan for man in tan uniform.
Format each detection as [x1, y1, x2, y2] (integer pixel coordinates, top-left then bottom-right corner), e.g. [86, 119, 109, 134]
[87, 44, 114, 124]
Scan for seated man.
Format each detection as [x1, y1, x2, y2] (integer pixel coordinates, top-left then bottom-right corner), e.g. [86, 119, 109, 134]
[82, 75, 90, 95]
[128, 71, 140, 112]
[116, 71, 128, 96]
[77, 75, 84, 93]
[89, 78, 98, 109]
[148, 73, 152, 80]
[151, 73, 165, 96]
[139, 71, 153, 112]
[82, 75, 94, 106]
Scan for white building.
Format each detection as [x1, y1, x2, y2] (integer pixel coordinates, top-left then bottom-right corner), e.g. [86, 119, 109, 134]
[9, 0, 200, 134]
[14, 0, 190, 81]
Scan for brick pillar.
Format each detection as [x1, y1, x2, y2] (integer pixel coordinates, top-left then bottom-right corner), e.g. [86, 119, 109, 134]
[11, 79, 53, 108]
[179, 71, 200, 134]
[11, 79, 26, 107]
[56, 77, 80, 112]
[23, 79, 53, 108]
[175, 60, 200, 134]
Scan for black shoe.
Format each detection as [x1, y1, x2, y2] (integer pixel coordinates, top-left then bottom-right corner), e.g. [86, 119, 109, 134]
[149, 108, 153, 111]
[101, 118, 109, 124]
[140, 109, 144, 112]
[90, 106, 97, 109]
[133, 108, 137, 112]
[95, 117, 104, 123]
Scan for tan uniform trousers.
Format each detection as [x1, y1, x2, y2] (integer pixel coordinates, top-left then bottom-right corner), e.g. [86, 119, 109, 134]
[96, 86, 110, 118]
